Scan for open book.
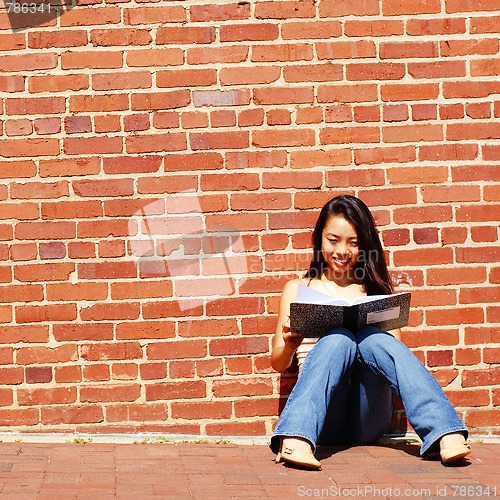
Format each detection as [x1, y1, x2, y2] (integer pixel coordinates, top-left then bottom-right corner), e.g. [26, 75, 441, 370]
[290, 284, 411, 338]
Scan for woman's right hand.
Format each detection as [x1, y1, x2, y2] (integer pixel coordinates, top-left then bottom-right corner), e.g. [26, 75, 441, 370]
[281, 317, 304, 351]
[271, 279, 304, 372]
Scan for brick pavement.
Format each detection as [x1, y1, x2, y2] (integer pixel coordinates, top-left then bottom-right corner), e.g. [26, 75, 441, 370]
[0, 440, 498, 499]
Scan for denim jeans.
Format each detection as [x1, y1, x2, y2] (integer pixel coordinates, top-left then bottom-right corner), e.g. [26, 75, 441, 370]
[270, 326, 468, 456]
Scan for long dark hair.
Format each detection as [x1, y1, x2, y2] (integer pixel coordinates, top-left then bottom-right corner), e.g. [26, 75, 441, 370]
[305, 195, 394, 295]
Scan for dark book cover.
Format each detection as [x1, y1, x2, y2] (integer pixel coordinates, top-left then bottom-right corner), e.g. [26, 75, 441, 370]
[290, 292, 411, 338]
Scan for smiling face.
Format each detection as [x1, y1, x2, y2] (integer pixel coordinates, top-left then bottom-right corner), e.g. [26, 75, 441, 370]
[321, 214, 360, 282]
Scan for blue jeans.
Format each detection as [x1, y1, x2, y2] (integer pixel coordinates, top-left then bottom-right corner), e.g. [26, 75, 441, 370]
[270, 326, 468, 456]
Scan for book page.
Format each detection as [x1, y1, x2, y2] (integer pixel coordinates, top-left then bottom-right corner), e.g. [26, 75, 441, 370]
[295, 284, 350, 306]
[352, 292, 406, 305]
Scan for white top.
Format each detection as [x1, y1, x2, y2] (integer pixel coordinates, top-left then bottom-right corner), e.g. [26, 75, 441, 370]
[296, 337, 318, 373]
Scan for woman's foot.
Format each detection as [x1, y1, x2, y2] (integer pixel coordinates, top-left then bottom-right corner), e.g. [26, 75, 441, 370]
[439, 432, 471, 464]
[275, 437, 321, 470]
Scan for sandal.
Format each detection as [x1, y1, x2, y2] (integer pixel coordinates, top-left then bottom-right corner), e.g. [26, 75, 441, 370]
[275, 439, 321, 470]
[440, 442, 471, 464]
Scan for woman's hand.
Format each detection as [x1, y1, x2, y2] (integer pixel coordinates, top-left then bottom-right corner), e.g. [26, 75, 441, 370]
[281, 317, 303, 351]
[271, 279, 304, 372]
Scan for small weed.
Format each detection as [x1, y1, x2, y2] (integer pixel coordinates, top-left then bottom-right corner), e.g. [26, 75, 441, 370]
[190, 438, 231, 445]
[133, 436, 173, 444]
[155, 436, 173, 443]
[133, 438, 152, 444]
[189, 439, 209, 444]
[66, 437, 92, 444]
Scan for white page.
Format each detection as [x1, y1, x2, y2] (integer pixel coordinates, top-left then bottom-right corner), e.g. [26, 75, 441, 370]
[296, 285, 408, 306]
[295, 284, 350, 306]
[352, 292, 407, 305]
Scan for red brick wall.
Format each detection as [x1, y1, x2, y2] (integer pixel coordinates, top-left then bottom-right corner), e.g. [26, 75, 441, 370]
[0, 0, 499, 438]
